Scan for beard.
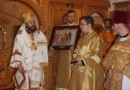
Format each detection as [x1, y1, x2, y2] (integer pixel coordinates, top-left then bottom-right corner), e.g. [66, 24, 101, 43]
[26, 25, 37, 33]
[104, 26, 111, 30]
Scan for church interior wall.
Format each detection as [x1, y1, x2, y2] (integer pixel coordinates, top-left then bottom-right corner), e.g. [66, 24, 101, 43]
[0, 0, 128, 90]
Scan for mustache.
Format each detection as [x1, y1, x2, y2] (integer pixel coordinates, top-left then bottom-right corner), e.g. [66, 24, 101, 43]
[31, 25, 36, 28]
[26, 25, 37, 33]
[28, 25, 37, 30]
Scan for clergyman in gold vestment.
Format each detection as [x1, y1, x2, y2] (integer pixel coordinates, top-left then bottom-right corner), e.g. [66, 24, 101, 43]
[68, 16, 104, 90]
[102, 20, 130, 90]
[56, 10, 78, 90]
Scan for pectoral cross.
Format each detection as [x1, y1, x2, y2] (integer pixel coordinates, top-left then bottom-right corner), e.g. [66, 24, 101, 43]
[30, 43, 37, 50]
[29, 33, 37, 50]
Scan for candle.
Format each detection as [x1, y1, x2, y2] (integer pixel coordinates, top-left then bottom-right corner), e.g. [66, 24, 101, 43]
[0, 25, 2, 29]
[3, 31, 6, 48]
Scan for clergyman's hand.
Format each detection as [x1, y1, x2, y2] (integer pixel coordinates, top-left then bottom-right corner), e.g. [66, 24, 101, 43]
[76, 60, 82, 65]
[104, 80, 108, 89]
[70, 46, 74, 51]
[49, 46, 55, 51]
[18, 64, 26, 73]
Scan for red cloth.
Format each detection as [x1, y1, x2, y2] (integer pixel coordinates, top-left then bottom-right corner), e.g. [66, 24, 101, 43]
[113, 11, 130, 25]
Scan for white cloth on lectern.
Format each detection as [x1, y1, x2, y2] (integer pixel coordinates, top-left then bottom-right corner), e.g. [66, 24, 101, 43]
[122, 75, 130, 90]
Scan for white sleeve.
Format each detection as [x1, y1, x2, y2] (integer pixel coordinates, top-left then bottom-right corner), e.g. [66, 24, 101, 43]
[10, 37, 23, 68]
[122, 75, 130, 90]
[37, 32, 48, 63]
[41, 33, 48, 63]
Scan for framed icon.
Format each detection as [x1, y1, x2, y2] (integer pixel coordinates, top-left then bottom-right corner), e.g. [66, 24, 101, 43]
[49, 26, 81, 50]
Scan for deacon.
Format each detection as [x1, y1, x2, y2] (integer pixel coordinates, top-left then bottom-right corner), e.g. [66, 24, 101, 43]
[68, 16, 104, 90]
[99, 18, 117, 56]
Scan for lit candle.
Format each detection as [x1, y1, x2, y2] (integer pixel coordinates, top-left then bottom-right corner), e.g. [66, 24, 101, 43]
[3, 31, 6, 48]
[0, 25, 1, 29]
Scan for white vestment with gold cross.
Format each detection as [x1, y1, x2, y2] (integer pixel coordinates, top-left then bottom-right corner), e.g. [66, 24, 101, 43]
[10, 24, 48, 90]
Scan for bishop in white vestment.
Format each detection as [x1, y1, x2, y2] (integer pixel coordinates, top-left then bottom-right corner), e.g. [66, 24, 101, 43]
[10, 12, 48, 90]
